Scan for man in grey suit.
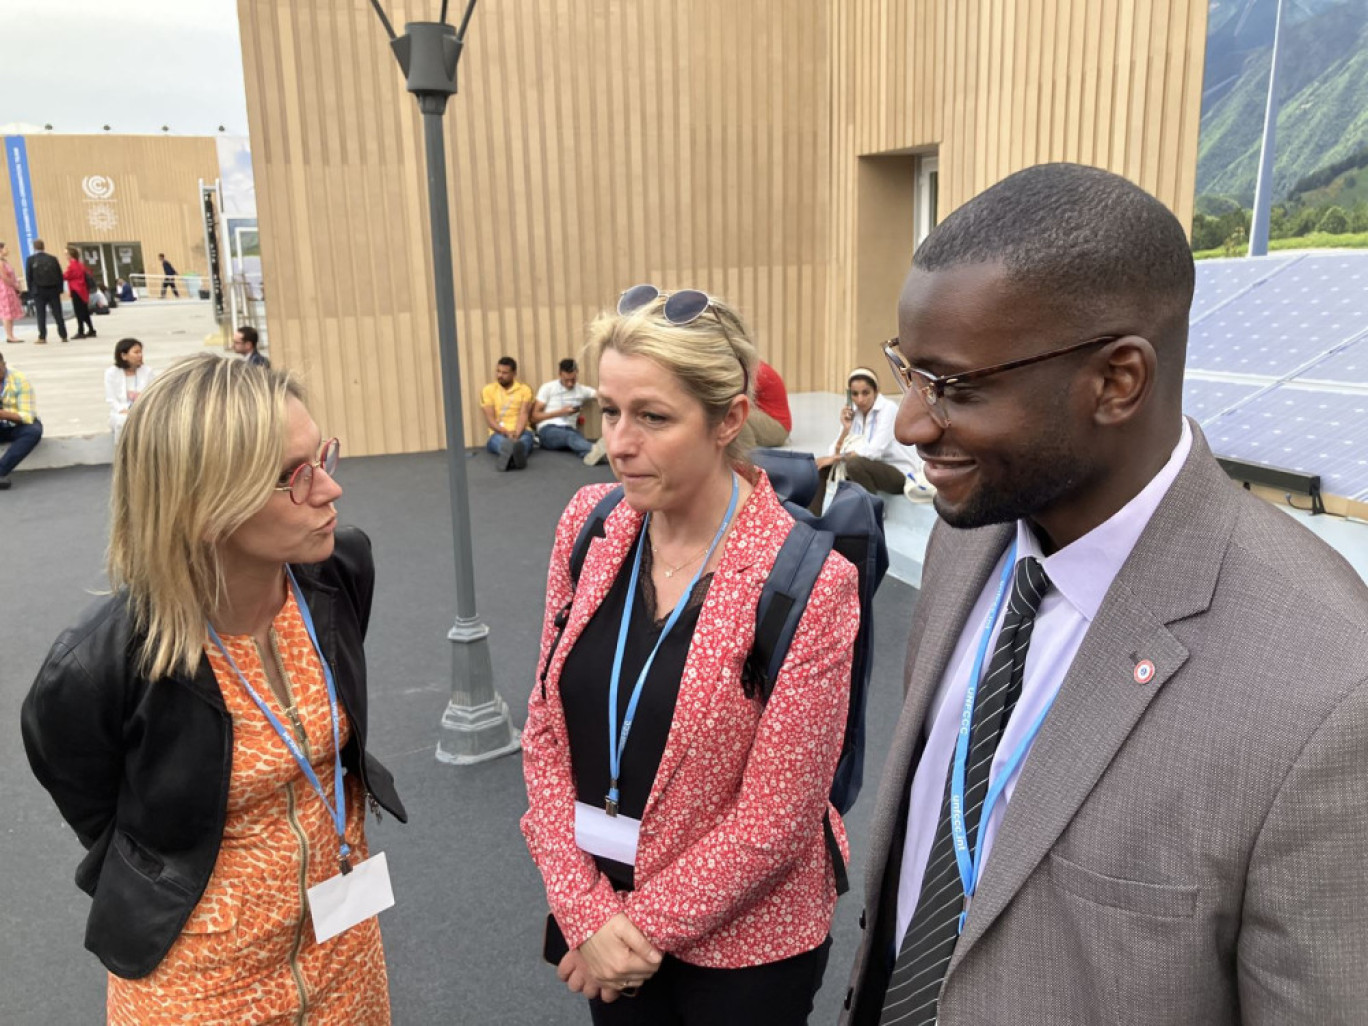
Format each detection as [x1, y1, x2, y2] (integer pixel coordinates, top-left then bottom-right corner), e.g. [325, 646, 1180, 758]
[841, 163, 1368, 1025]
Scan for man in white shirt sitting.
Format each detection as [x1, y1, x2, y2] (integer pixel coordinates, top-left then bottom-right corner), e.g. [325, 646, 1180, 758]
[532, 358, 604, 464]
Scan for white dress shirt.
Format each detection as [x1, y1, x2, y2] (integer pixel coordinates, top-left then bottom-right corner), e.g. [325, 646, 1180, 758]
[894, 419, 1194, 950]
[829, 393, 921, 476]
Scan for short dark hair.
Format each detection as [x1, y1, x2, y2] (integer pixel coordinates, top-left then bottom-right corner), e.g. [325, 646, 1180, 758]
[114, 337, 142, 369]
[558, 358, 577, 374]
[913, 163, 1195, 329]
[33, 239, 45, 251]
[236, 325, 259, 348]
[497, 356, 517, 372]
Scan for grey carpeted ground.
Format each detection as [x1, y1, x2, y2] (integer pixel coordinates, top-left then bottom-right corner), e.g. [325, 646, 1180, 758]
[0, 444, 916, 1025]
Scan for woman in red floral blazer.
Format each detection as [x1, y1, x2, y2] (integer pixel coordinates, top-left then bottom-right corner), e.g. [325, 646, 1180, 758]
[522, 286, 860, 1025]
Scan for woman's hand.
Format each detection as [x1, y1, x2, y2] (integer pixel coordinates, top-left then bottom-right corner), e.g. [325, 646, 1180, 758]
[556, 950, 620, 1004]
[577, 913, 662, 989]
[839, 404, 855, 428]
[815, 454, 840, 470]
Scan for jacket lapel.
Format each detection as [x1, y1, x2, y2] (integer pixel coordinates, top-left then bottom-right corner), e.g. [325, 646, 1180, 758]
[864, 522, 1014, 898]
[947, 425, 1239, 969]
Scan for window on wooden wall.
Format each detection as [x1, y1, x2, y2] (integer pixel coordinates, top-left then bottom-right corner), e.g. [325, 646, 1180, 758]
[915, 154, 939, 248]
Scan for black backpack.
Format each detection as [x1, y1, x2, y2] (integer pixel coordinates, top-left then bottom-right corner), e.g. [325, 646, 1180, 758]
[29, 252, 62, 290]
[538, 458, 888, 892]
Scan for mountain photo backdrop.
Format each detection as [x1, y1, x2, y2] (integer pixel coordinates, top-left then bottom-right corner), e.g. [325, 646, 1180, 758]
[1194, 0, 1368, 255]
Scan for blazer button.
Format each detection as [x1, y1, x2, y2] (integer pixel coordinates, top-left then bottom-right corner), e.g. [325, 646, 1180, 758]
[859, 909, 867, 930]
[844, 987, 853, 1010]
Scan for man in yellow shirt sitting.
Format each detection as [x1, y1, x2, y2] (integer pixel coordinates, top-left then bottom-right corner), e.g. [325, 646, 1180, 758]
[480, 355, 535, 471]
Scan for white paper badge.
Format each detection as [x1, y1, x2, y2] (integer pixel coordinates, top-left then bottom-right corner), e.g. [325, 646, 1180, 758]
[574, 801, 642, 866]
[307, 851, 395, 944]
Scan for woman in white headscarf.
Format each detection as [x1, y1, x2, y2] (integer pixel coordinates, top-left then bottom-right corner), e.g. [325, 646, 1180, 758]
[808, 367, 930, 513]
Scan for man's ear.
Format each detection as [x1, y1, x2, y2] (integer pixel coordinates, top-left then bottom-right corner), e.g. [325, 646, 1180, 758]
[1091, 336, 1155, 427]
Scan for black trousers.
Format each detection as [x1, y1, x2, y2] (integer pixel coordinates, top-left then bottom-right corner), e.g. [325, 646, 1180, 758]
[588, 937, 831, 1026]
[71, 293, 95, 335]
[33, 288, 66, 340]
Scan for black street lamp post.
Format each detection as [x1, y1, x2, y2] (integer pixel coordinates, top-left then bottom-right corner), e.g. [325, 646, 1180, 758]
[372, 0, 520, 764]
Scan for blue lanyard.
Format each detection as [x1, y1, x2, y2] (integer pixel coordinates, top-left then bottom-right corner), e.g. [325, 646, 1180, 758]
[605, 474, 740, 816]
[207, 567, 352, 872]
[947, 541, 1059, 933]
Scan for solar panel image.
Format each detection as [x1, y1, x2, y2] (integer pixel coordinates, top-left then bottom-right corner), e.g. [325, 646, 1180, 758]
[1188, 251, 1368, 500]
[1201, 387, 1368, 501]
[1182, 378, 1264, 422]
[1293, 334, 1368, 387]
[1190, 254, 1297, 322]
[1188, 254, 1368, 377]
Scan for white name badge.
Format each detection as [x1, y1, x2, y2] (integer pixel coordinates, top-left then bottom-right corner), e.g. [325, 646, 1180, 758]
[307, 851, 395, 944]
[574, 801, 642, 866]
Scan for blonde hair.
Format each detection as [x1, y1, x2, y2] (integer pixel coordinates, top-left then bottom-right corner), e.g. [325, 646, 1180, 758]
[108, 353, 304, 679]
[582, 292, 758, 463]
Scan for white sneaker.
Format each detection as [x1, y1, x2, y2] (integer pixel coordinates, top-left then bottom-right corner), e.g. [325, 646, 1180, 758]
[583, 439, 608, 466]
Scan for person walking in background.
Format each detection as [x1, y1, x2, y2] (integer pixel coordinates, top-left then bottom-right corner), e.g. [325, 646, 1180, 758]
[24, 239, 67, 344]
[233, 324, 270, 367]
[158, 252, 180, 298]
[23, 353, 407, 1024]
[533, 358, 598, 459]
[481, 355, 535, 471]
[0, 241, 24, 343]
[104, 338, 155, 441]
[809, 368, 924, 513]
[737, 360, 792, 449]
[523, 285, 859, 1024]
[65, 246, 97, 339]
[0, 350, 43, 488]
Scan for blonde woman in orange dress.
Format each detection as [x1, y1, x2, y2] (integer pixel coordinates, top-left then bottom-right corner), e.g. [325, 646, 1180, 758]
[23, 353, 407, 1024]
[0, 241, 24, 342]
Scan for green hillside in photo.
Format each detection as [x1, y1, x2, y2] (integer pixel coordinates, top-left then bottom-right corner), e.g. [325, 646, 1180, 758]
[1197, 0, 1368, 205]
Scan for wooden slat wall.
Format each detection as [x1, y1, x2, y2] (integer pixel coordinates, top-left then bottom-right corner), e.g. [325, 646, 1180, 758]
[825, 0, 1209, 377]
[238, 0, 1209, 455]
[237, 0, 834, 456]
[0, 135, 219, 283]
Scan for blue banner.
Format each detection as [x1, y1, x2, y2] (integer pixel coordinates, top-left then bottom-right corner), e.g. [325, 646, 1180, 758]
[5, 136, 38, 265]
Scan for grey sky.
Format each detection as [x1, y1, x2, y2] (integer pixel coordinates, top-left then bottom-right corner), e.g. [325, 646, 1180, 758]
[2, 0, 249, 136]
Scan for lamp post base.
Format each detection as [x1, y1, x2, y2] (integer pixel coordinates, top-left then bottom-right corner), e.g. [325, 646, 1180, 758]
[435, 622, 522, 765]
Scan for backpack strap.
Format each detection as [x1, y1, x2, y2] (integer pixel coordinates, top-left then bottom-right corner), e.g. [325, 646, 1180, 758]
[569, 487, 625, 588]
[539, 487, 625, 698]
[750, 520, 834, 696]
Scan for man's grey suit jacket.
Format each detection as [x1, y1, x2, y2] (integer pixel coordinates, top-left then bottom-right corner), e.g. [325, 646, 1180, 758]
[841, 425, 1368, 1025]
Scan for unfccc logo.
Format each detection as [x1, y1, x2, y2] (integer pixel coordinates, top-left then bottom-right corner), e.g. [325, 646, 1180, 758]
[82, 175, 115, 200]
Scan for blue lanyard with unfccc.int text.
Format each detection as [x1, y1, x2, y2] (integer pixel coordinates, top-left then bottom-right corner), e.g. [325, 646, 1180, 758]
[207, 566, 353, 874]
[948, 540, 1058, 934]
[604, 474, 739, 817]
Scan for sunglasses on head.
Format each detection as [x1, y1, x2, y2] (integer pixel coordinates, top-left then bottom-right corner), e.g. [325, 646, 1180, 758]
[616, 284, 749, 396]
[617, 284, 722, 327]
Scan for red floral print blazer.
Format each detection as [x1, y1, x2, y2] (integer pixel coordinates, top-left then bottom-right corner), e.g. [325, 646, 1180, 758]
[522, 469, 860, 968]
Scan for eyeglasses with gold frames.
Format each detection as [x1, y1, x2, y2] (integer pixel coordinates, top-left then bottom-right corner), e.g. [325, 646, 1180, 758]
[882, 334, 1120, 428]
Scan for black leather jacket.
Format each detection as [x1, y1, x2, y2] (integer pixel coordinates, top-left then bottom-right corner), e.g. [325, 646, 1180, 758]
[21, 526, 407, 979]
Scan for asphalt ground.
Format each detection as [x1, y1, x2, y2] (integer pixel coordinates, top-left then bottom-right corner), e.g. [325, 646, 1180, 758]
[0, 442, 917, 1025]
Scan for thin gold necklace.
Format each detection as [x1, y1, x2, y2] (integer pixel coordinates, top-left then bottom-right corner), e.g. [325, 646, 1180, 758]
[650, 536, 711, 578]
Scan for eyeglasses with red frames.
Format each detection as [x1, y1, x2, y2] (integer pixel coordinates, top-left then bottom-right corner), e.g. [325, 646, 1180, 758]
[274, 437, 340, 504]
[882, 334, 1121, 428]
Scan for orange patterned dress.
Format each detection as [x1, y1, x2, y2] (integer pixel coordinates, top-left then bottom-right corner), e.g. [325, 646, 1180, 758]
[107, 589, 391, 1025]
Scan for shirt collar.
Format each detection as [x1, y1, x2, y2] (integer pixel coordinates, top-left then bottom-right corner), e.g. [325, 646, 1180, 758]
[1015, 418, 1193, 621]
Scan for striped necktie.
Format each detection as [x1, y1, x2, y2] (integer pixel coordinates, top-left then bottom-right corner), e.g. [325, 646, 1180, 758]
[879, 556, 1051, 1026]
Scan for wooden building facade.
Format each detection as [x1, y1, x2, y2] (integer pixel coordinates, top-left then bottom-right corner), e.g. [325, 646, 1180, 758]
[0, 134, 220, 290]
[237, 0, 1210, 456]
